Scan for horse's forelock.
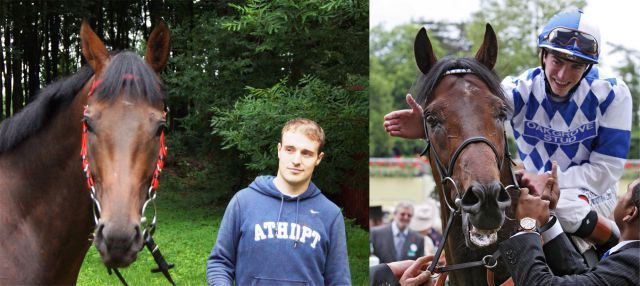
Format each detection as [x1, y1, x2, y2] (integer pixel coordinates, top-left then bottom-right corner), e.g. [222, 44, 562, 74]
[415, 57, 507, 110]
[92, 51, 164, 105]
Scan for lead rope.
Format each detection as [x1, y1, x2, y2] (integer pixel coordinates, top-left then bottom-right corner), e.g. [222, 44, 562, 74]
[81, 77, 175, 285]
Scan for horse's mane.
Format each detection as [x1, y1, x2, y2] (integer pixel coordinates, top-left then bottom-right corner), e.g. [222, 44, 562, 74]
[0, 65, 94, 153]
[415, 57, 507, 107]
[0, 51, 164, 154]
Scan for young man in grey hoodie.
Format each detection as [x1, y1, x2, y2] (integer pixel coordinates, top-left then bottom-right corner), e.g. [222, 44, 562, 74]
[206, 118, 351, 285]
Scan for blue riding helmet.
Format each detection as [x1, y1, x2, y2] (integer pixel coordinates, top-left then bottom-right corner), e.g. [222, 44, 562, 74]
[538, 10, 600, 64]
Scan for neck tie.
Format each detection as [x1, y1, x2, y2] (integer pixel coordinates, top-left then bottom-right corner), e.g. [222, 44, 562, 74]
[600, 249, 611, 260]
[396, 232, 405, 261]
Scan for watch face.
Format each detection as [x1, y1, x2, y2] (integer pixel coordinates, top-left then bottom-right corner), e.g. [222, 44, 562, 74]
[521, 217, 536, 230]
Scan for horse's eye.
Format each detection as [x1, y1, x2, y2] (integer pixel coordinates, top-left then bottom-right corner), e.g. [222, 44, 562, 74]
[83, 117, 95, 133]
[156, 123, 166, 137]
[425, 115, 440, 127]
[496, 106, 507, 121]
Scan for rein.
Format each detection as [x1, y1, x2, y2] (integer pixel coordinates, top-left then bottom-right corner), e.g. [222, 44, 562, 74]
[420, 68, 520, 285]
[80, 76, 175, 285]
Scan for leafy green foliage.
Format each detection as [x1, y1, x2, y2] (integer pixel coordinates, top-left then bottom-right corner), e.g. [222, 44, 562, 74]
[610, 44, 640, 159]
[164, 0, 369, 204]
[212, 75, 368, 192]
[222, 0, 368, 84]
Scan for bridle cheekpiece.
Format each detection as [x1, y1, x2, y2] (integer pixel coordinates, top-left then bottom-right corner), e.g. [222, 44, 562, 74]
[420, 68, 520, 281]
[80, 75, 175, 285]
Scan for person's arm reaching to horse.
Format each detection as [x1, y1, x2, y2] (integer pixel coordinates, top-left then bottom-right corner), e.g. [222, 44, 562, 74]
[383, 94, 425, 139]
[370, 256, 434, 286]
[538, 162, 590, 275]
[500, 163, 632, 285]
[206, 195, 241, 285]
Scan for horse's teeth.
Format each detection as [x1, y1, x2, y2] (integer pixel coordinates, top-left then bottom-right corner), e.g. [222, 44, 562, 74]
[469, 226, 499, 246]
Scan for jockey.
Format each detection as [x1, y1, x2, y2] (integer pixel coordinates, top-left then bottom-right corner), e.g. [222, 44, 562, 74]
[383, 10, 632, 259]
[504, 9, 631, 258]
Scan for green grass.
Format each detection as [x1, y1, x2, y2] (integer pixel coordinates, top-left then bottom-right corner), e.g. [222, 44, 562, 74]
[77, 190, 369, 285]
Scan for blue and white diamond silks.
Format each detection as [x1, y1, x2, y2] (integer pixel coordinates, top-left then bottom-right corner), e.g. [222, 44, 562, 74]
[502, 66, 631, 197]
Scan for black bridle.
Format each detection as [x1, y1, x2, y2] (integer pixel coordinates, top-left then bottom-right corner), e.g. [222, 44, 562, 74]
[419, 69, 520, 276]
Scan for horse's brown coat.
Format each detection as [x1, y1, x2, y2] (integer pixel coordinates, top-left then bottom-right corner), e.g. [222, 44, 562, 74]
[0, 21, 170, 284]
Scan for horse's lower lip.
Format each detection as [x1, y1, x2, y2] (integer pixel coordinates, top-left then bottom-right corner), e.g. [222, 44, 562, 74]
[469, 225, 499, 247]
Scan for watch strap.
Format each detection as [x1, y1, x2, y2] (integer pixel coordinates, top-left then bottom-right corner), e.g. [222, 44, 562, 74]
[538, 215, 556, 233]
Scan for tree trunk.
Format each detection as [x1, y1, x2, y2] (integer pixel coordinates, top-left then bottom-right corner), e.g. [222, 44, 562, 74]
[4, 17, 11, 118]
[43, 0, 51, 84]
[24, 2, 40, 101]
[49, 9, 60, 80]
[61, 12, 71, 73]
[11, 2, 23, 113]
[0, 19, 4, 120]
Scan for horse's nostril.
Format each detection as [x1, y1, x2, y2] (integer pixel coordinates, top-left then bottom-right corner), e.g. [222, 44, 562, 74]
[95, 223, 105, 238]
[462, 182, 510, 210]
[497, 186, 511, 203]
[134, 225, 141, 239]
[461, 186, 480, 207]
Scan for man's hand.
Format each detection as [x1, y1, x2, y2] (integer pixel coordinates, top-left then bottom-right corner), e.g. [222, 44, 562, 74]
[383, 94, 425, 139]
[517, 171, 550, 197]
[387, 260, 416, 280]
[516, 188, 550, 227]
[399, 255, 434, 286]
[541, 162, 560, 210]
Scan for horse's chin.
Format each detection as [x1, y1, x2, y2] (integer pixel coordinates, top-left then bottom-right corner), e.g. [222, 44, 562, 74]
[92, 223, 144, 269]
[462, 213, 500, 248]
[95, 243, 140, 268]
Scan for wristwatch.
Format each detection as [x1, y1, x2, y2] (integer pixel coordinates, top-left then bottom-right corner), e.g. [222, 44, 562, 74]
[519, 217, 537, 232]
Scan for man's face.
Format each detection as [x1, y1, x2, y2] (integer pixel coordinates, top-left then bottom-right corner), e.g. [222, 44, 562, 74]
[394, 207, 413, 231]
[543, 52, 588, 97]
[277, 130, 324, 188]
[613, 179, 639, 231]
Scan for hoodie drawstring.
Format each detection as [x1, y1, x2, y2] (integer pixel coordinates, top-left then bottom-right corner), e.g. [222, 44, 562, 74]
[294, 197, 300, 248]
[276, 196, 284, 224]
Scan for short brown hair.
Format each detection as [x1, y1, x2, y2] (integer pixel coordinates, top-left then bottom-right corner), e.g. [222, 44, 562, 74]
[632, 179, 640, 209]
[547, 49, 590, 65]
[281, 118, 325, 151]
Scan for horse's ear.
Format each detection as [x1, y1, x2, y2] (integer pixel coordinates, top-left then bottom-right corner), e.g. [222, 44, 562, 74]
[145, 21, 171, 73]
[80, 19, 109, 75]
[475, 23, 498, 71]
[414, 27, 437, 75]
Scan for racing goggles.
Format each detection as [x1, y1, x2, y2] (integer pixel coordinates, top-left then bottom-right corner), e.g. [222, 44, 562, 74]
[546, 27, 598, 56]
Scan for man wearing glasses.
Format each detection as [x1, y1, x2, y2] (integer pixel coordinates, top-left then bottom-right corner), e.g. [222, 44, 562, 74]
[383, 10, 632, 264]
[370, 202, 425, 263]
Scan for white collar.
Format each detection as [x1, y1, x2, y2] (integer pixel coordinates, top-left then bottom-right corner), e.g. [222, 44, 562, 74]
[391, 221, 409, 237]
[608, 240, 639, 254]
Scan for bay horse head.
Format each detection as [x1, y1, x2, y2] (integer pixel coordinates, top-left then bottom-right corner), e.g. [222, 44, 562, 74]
[414, 24, 517, 252]
[79, 20, 170, 268]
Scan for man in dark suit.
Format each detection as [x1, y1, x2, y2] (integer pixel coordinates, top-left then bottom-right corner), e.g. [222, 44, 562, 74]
[371, 202, 425, 263]
[499, 176, 640, 285]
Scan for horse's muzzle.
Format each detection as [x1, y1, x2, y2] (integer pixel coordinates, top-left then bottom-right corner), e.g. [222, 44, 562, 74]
[460, 181, 511, 247]
[93, 220, 143, 268]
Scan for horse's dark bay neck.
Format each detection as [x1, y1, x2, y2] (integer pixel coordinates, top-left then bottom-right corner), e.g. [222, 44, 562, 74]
[0, 66, 93, 283]
[414, 24, 520, 286]
[0, 21, 170, 284]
